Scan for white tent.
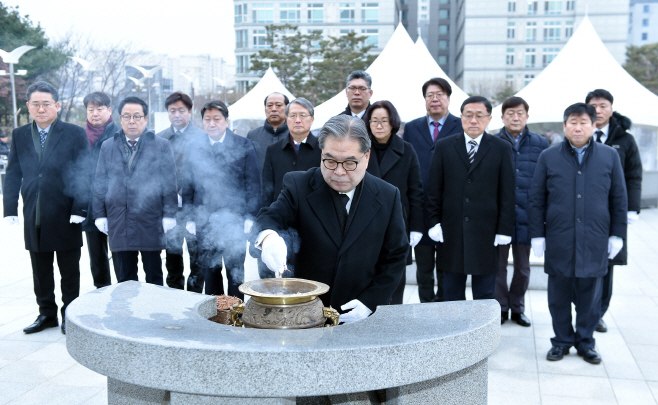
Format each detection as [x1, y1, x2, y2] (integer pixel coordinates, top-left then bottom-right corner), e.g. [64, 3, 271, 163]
[312, 24, 469, 129]
[489, 16, 658, 129]
[229, 67, 295, 121]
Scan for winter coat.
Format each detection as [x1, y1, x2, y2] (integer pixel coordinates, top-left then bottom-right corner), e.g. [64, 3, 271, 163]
[495, 127, 549, 245]
[247, 120, 289, 175]
[93, 130, 178, 252]
[156, 123, 206, 192]
[528, 138, 627, 278]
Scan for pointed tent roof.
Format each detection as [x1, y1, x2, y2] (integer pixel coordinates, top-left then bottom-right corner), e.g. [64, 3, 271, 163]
[489, 16, 658, 129]
[229, 67, 295, 121]
[312, 24, 469, 129]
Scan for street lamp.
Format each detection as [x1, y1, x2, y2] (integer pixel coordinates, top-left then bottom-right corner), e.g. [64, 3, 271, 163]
[128, 64, 162, 127]
[0, 45, 36, 128]
[127, 76, 146, 99]
[69, 56, 104, 93]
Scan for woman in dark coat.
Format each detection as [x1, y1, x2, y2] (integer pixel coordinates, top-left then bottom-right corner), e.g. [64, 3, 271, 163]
[363, 100, 424, 305]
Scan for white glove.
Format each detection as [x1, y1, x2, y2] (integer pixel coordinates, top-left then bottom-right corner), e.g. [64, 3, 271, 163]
[163, 217, 176, 233]
[494, 234, 512, 246]
[261, 233, 288, 277]
[186, 221, 196, 235]
[244, 219, 254, 234]
[177, 194, 182, 208]
[4, 216, 19, 225]
[531, 237, 545, 259]
[409, 232, 422, 248]
[69, 215, 85, 224]
[608, 236, 623, 259]
[628, 211, 639, 225]
[340, 299, 373, 324]
[428, 223, 444, 243]
[95, 218, 108, 235]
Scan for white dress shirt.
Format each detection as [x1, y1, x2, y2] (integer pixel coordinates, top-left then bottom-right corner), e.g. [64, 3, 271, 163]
[464, 133, 484, 154]
[595, 124, 609, 144]
[352, 110, 366, 119]
[208, 130, 227, 145]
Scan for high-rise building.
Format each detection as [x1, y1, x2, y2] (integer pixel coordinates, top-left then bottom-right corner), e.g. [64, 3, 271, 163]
[628, 0, 658, 46]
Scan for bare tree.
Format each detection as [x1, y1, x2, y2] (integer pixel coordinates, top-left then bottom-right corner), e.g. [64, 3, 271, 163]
[97, 41, 136, 101]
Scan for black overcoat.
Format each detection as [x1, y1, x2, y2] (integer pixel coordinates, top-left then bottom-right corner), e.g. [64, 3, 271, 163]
[254, 168, 409, 312]
[3, 120, 90, 252]
[426, 132, 516, 275]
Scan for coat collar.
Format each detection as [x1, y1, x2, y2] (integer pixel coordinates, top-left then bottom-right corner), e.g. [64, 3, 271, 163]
[281, 132, 319, 150]
[41, 119, 64, 165]
[264, 120, 289, 135]
[452, 132, 492, 173]
[368, 134, 404, 178]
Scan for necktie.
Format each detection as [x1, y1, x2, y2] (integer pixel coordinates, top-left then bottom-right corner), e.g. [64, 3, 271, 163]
[337, 193, 350, 232]
[595, 130, 603, 143]
[128, 140, 137, 149]
[39, 130, 48, 150]
[467, 140, 477, 164]
[431, 121, 440, 141]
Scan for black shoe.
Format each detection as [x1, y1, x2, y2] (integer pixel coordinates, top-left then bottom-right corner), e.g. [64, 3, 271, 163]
[23, 315, 58, 334]
[511, 312, 532, 327]
[578, 348, 602, 364]
[546, 346, 569, 361]
[596, 318, 607, 333]
[501, 311, 509, 325]
[61, 320, 66, 335]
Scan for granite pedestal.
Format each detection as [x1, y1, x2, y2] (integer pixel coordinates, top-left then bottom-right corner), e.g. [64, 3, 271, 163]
[66, 281, 500, 404]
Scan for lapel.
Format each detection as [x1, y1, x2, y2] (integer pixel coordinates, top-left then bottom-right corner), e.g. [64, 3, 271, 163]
[418, 117, 434, 148]
[452, 133, 471, 170]
[439, 113, 460, 140]
[469, 132, 492, 174]
[307, 170, 343, 249]
[41, 120, 64, 166]
[338, 173, 382, 256]
[378, 135, 404, 178]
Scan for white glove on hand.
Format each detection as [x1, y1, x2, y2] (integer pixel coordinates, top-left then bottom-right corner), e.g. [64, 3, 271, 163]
[244, 219, 254, 234]
[163, 217, 176, 233]
[69, 215, 85, 224]
[177, 194, 182, 208]
[95, 218, 108, 235]
[494, 234, 512, 246]
[186, 221, 196, 235]
[608, 236, 623, 259]
[340, 299, 373, 324]
[531, 237, 545, 259]
[409, 232, 422, 248]
[628, 211, 639, 225]
[261, 233, 288, 277]
[4, 216, 19, 225]
[428, 223, 444, 243]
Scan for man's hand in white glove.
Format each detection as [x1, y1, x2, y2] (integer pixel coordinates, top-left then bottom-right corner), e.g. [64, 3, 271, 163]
[608, 236, 623, 259]
[628, 211, 639, 225]
[409, 232, 422, 248]
[428, 223, 444, 243]
[261, 233, 288, 277]
[186, 221, 196, 236]
[69, 215, 85, 224]
[95, 218, 108, 235]
[531, 237, 545, 259]
[244, 219, 254, 234]
[494, 234, 512, 246]
[163, 217, 176, 233]
[340, 299, 372, 324]
[4, 216, 19, 226]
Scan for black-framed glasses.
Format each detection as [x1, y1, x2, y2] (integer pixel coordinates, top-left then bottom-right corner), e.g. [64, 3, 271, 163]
[120, 114, 145, 122]
[322, 153, 367, 171]
[346, 86, 369, 93]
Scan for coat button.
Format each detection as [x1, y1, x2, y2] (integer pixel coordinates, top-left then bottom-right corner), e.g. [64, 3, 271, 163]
[578, 171, 582, 175]
[467, 179, 472, 183]
[39, 174, 42, 178]
[576, 218, 581, 222]
[516, 169, 519, 172]
[292, 161, 296, 166]
[465, 198, 470, 202]
[465, 217, 469, 222]
[577, 194, 581, 198]
[517, 151, 520, 155]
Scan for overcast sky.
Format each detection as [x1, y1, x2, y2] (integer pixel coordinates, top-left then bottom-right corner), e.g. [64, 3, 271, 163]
[4, 0, 236, 61]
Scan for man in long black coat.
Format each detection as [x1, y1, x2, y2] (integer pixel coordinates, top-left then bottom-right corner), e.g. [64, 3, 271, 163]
[402, 77, 462, 303]
[529, 103, 627, 365]
[254, 115, 408, 323]
[426, 96, 515, 302]
[586, 89, 643, 333]
[3, 81, 90, 335]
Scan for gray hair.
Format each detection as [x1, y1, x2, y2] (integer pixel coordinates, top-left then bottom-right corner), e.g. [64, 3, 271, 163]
[285, 97, 314, 117]
[346, 70, 372, 89]
[27, 81, 59, 102]
[318, 115, 371, 154]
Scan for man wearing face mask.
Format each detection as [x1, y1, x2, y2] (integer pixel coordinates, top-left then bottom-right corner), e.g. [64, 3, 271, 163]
[247, 92, 290, 176]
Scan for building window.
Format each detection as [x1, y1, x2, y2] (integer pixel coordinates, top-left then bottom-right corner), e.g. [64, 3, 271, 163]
[507, 22, 516, 39]
[361, 29, 379, 47]
[361, 3, 379, 22]
[544, 21, 561, 41]
[525, 48, 536, 68]
[237, 80, 250, 93]
[527, 1, 538, 15]
[544, 1, 562, 15]
[236, 30, 248, 48]
[644, 5, 650, 13]
[438, 40, 449, 50]
[439, 9, 450, 19]
[508, 2, 516, 12]
[566, 1, 575, 11]
[421, 13, 428, 19]
[235, 4, 247, 23]
[438, 55, 448, 65]
[642, 32, 649, 40]
[524, 74, 535, 86]
[253, 30, 268, 49]
[439, 25, 449, 35]
[307, 3, 323, 22]
[565, 21, 574, 37]
[280, 3, 301, 23]
[506, 48, 515, 65]
[253, 4, 274, 23]
[236, 55, 249, 74]
[542, 47, 559, 66]
[643, 18, 649, 27]
[506, 74, 514, 86]
[339, 29, 355, 37]
[340, 3, 356, 22]
[526, 22, 537, 41]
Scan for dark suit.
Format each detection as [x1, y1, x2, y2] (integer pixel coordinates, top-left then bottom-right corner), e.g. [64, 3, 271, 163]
[402, 113, 461, 302]
[255, 168, 409, 312]
[3, 120, 90, 318]
[426, 132, 515, 301]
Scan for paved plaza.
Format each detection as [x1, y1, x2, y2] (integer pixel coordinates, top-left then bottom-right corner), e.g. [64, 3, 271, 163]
[1, 203, 658, 404]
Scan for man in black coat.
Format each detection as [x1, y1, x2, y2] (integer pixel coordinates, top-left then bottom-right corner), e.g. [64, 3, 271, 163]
[586, 89, 643, 333]
[182, 101, 261, 299]
[247, 92, 290, 175]
[402, 77, 462, 303]
[254, 115, 408, 323]
[426, 96, 515, 302]
[3, 81, 90, 335]
[529, 103, 627, 365]
[93, 97, 178, 286]
[339, 70, 373, 118]
[156, 92, 206, 292]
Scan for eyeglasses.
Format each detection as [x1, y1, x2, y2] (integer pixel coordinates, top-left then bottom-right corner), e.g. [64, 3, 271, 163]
[462, 114, 491, 121]
[370, 120, 390, 127]
[288, 113, 311, 119]
[425, 92, 447, 100]
[322, 153, 367, 172]
[120, 115, 145, 122]
[29, 103, 54, 110]
[346, 86, 369, 93]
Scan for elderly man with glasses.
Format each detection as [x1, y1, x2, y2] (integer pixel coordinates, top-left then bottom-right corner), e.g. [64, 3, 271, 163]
[93, 96, 178, 287]
[339, 70, 373, 119]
